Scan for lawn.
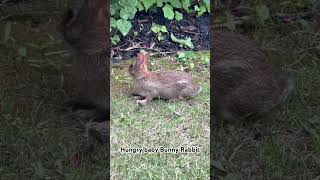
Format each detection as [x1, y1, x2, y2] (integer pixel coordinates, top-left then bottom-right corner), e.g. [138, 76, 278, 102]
[0, 2, 108, 179]
[110, 51, 210, 179]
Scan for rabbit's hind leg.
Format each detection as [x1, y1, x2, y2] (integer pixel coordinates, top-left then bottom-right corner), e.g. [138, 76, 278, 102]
[180, 86, 200, 99]
[131, 92, 145, 100]
[132, 95, 145, 101]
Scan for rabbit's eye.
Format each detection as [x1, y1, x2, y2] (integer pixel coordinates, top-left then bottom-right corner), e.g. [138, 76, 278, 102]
[129, 64, 133, 69]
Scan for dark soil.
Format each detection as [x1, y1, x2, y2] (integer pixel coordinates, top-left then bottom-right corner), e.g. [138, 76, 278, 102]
[111, 9, 210, 63]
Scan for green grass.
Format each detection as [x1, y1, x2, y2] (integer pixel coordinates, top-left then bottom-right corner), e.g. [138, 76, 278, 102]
[0, 8, 108, 179]
[2, 0, 320, 179]
[110, 52, 210, 179]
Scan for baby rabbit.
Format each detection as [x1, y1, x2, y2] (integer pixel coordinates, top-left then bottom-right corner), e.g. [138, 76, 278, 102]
[212, 30, 294, 121]
[58, 0, 109, 121]
[129, 52, 202, 105]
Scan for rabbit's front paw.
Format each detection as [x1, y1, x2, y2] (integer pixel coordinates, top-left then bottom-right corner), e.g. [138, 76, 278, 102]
[132, 96, 141, 101]
[136, 99, 147, 106]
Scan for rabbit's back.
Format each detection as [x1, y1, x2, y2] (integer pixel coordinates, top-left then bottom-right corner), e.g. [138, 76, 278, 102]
[152, 70, 193, 83]
[212, 31, 266, 64]
[135, 70, 199, 99]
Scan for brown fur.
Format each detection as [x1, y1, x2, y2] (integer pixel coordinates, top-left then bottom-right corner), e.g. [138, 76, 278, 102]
[129, 52, 202, 105]
[58, 0, 109, 121]
[212, 30, 294, 121]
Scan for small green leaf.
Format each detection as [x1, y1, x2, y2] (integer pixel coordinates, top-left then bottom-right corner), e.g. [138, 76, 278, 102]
[116, 19, 132, 36]
[111, 35, 121, 45]
[185, 51, 196, 59]
[151, 23, 168, 33]
[143, 0, 156, 11]
[160, 25, 168, 32]
[203, 0, 210, 12]
[151, 23, 161, 33]
[177, 52, 186, 59]
[157, 0, 166, 7]
[137, 2, 145, 11]
[201, 56, 210, 65]
[203, 0, 210, 6]
[256, 4, 270, 25]
[120, 6, 137, 20]
[194, 5, 199, 11]
[170, 33, 194, 49]
[110, 18, 117, 28]
[111, 2, 121, 16]
[189, 62, 194, 69]
[163, 4, 174, 20]
[151, 23, 167, 41]
[110, 7, 116, 16]
[182, 0, 191, 13]
[17, 46, 27, 57]
[169, 0, 182, 8]
[196, 5, 207, 17]
[157, 34, 164, 41]
[120, 0, 138, 7]
[175, 11, 183, 21]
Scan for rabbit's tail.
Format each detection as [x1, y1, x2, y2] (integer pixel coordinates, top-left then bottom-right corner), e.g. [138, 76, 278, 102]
[272, 77, 295, 111]
[280, 78, 295, 103]
[194, 85, 202, 96]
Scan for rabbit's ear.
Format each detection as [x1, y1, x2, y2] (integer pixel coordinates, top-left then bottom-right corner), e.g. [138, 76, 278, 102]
[62, 8, 77, 27]
[136, 53, 145, 65]
[143, 52, 150, 64]
[84, 0, 104, 16]
[87, 0, 105, 22]
[75, 0, 105, 26]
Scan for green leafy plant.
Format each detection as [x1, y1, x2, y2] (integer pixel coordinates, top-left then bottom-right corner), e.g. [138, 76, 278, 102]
[176, 51, 196, 69]
[110, 0, 210, 44]
[110, 0, 137, 37]
[175, 11, 183, 21]
[200, 55, 209, 65]
[163, 4, 175, 20]
[116, 19, 133, 36]
[111, 35, 121, 45]
[176, 51, 209, 70]
[194, 4, 207, 17]
[151, 23, 168, 41]
[170, 33, 194, 49]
